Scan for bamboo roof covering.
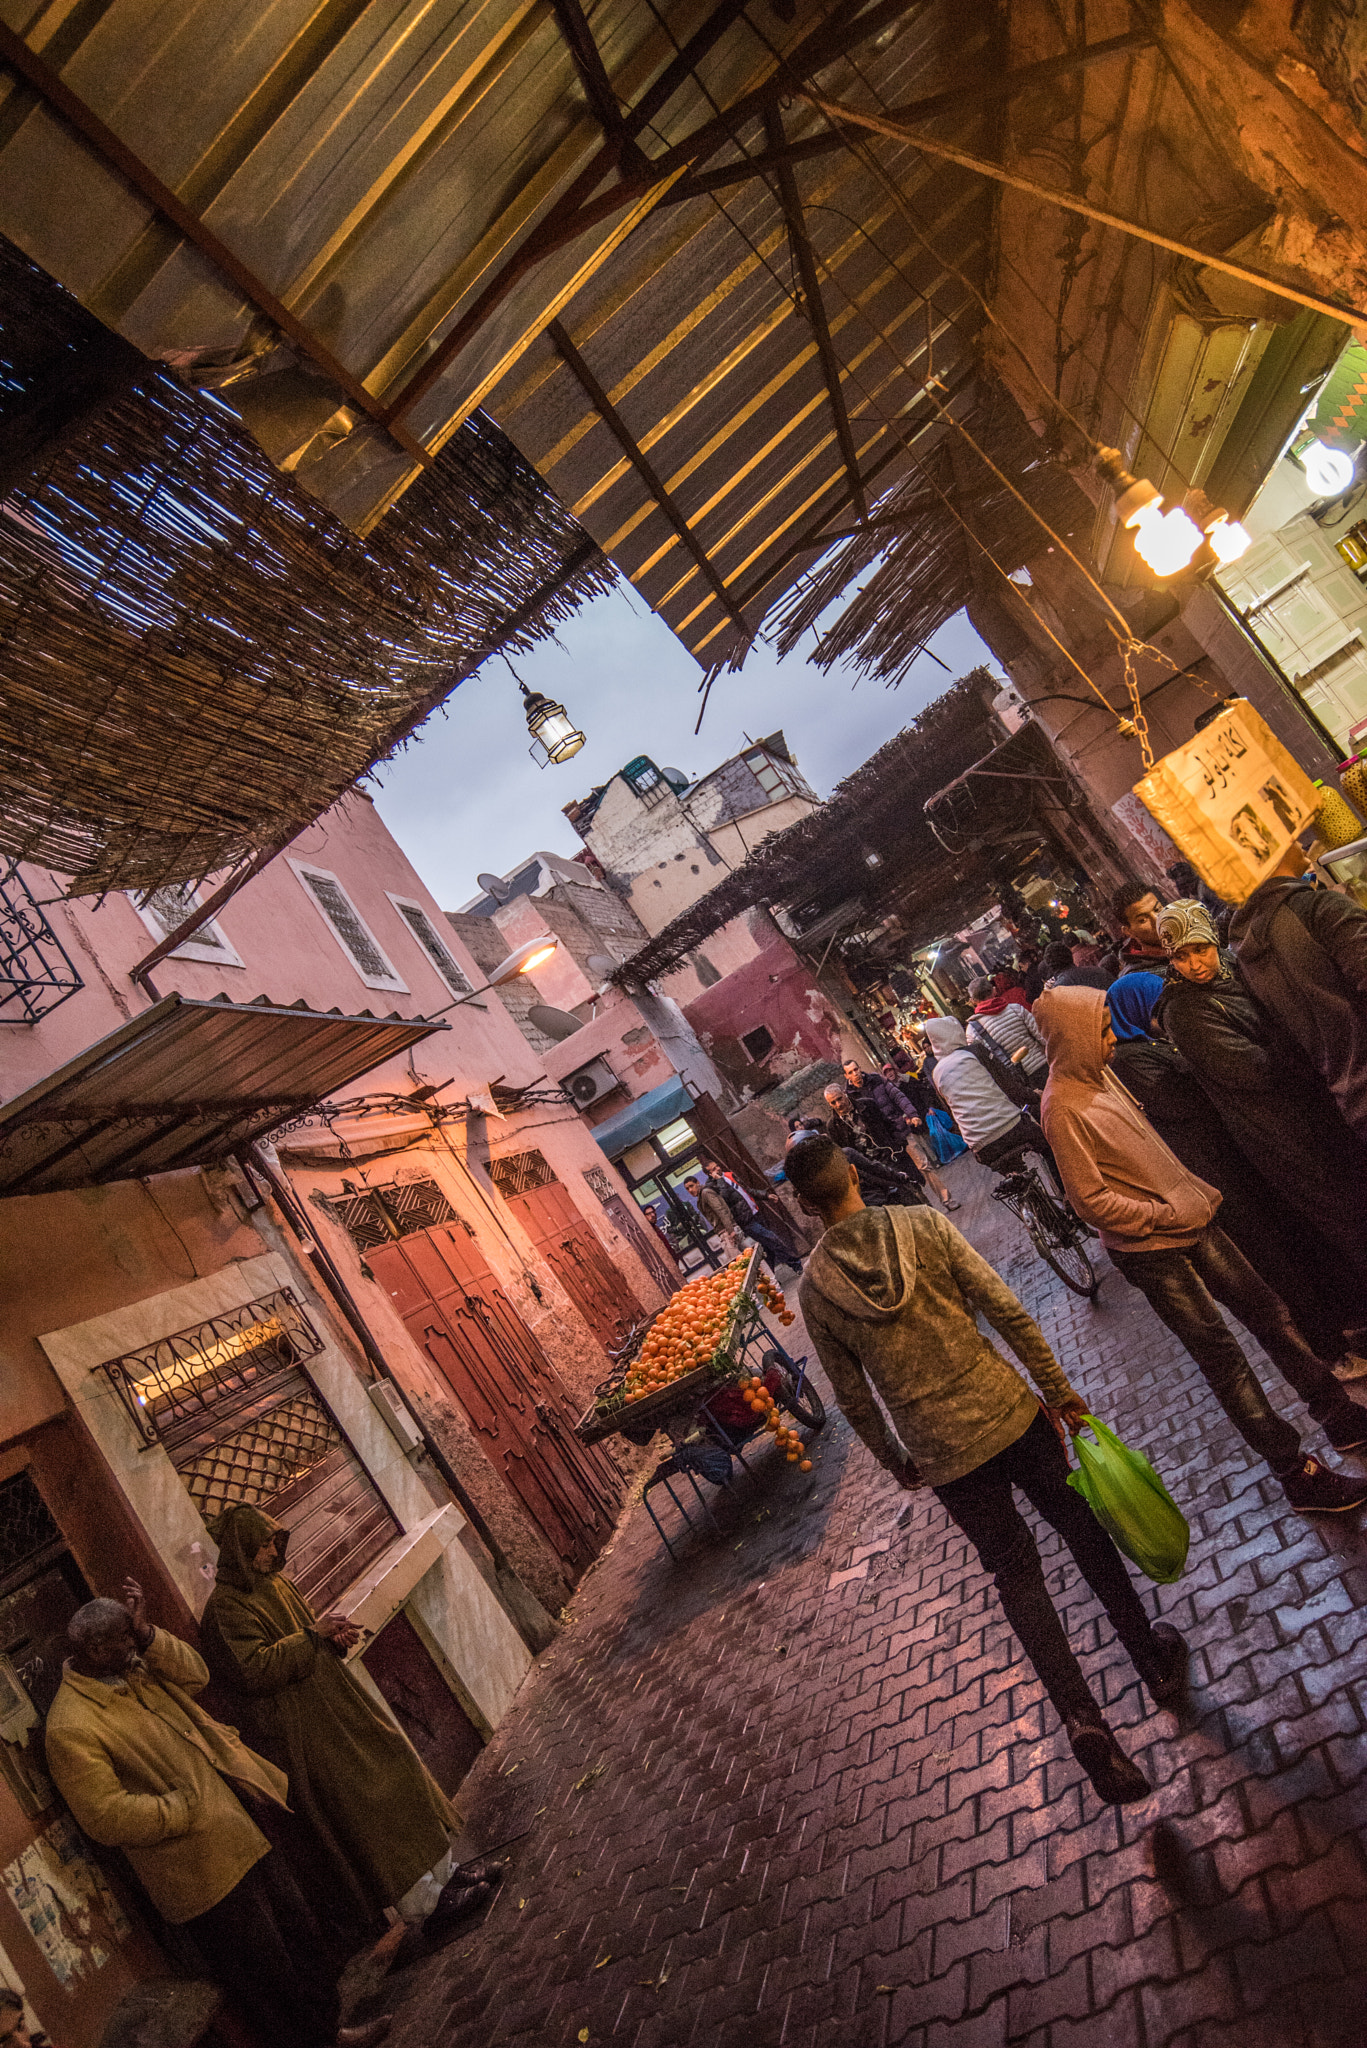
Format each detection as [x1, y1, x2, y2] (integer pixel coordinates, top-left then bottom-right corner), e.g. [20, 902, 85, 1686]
[616, 670, 1046, 980]
[0, 238, 613, 897]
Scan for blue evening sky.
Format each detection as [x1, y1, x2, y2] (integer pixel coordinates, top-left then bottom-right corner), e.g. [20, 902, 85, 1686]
[371, 583, 998, 910]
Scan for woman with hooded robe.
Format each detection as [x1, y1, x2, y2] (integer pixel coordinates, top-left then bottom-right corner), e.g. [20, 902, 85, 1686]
[1107, 969, 1365, 1363]
[1151, 900, 1367, 1337]
[198, 1506, 459, 1940]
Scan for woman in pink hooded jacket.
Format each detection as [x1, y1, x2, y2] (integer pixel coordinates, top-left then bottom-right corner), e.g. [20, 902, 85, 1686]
[1036, 985, 1367, 1517]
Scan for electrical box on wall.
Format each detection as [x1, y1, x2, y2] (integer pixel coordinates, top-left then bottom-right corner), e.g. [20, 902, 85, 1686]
[368, 1379, 425, 1456]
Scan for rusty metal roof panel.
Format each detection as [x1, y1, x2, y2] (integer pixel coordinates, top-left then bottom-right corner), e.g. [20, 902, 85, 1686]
[0, 994, 447, 1195]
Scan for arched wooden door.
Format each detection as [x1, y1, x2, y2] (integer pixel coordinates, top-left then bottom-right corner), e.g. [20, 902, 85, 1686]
[367, 1221, 621, 1573]
[489, 1154, 646, 1353]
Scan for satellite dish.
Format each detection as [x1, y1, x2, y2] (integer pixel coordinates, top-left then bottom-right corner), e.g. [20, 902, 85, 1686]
[586, 953, 618, 978]
[477, 872, 512, 904]
[661, 767, 689, 793]
[528, 1004, 585, 1041]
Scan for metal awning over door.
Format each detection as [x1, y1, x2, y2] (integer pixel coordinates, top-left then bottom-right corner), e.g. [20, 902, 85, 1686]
[0, 993, 446, 1194]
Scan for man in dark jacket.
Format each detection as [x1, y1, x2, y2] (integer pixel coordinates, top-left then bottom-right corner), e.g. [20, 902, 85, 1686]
[700, 1158, 803, 1272]
[786, 1132, 1185, 1806]
[1230, 845, 1367, 1146]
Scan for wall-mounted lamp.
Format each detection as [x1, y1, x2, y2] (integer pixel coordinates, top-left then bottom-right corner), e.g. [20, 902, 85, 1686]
[1096, 448, 1250, 578]
[425, 934, 559, 1019]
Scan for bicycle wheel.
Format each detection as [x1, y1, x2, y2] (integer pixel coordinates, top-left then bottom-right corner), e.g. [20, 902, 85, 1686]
[776, 1367, 827, 1431]
[1021, 1184, 1098, 1296]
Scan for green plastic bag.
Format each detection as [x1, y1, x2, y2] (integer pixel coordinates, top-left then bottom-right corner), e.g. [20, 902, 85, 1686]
[1066, 1414, 1190, 1584]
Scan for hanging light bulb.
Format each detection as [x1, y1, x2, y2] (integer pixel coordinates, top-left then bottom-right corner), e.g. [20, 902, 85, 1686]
[1301, 439, 1356, 497]
[1095, 447, 1203, 578]
[520, 681, 586, 764]
[1204, 513, 1253, 565]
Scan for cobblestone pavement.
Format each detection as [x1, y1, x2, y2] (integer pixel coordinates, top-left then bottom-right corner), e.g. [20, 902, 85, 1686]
[373, 1156, 1367, 2048]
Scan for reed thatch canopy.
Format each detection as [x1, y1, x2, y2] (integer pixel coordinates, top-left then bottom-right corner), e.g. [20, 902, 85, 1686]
[0, 238, 613, 898]
[616, 670, 1059, 982]
[769, 379, 1096, 686]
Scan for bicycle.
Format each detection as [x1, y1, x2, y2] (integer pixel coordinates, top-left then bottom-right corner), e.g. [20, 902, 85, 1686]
[991, 1160, 1098, 1297]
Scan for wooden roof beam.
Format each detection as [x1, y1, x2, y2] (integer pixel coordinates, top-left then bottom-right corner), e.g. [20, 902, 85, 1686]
[381, 0, 924, 425]
[670, 27, 1156, 199]
[547, 318, 750, 637]
[548, 0, 649, 175]
[764, 107, 867, 524]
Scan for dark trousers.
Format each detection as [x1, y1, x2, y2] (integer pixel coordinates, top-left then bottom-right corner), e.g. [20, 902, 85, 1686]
[743, 1219, 802, 1271]
[1109, 1224, 1350, 1474]
[975, 1115, 1065, 1196]
[934, 1409, 1158, 1725]
[183, 1849, 340, 2048]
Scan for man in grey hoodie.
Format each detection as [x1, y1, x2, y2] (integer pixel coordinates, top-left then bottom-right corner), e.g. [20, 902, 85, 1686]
[787, 1133, 1186, 1808]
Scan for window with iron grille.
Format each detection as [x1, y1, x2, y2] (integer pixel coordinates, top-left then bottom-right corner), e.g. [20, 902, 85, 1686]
[329, 1177, 460, 1251]
[130, 879, 243, 968]
[387, 895, 471, 996]
[95, 1289, 400, 1611]
[0, 862, 83, 1025]
[488, 1150, 558, 1199]
[290, 863, 408, 992]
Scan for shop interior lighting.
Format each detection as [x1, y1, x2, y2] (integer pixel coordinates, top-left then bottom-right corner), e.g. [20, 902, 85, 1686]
[1301, 439, 1357, 497]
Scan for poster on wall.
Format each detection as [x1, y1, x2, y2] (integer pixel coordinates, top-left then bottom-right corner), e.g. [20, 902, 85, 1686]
[1132, 699, 1319, 903]
[2, 1816, 130, 1991]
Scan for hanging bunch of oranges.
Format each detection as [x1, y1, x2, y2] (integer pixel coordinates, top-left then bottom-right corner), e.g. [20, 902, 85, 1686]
[736, 1373, 812, 1470]
[756, 1273, 796, 1326]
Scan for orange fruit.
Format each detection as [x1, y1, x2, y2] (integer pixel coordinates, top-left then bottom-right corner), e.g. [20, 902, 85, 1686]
[799, 1459, 813, 1472]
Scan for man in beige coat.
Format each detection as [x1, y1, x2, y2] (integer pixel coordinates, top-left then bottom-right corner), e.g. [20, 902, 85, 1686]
[787, 1132, 1185, 1808]
[45, 1582, 387, 2048]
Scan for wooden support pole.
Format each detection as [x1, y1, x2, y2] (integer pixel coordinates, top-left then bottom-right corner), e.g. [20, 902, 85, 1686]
[805, 92, 1367, 327]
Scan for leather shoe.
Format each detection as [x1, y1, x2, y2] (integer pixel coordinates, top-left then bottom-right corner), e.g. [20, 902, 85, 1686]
[1065, 1715, 1151, 1804]
[1140, 1622, 1189, 1706]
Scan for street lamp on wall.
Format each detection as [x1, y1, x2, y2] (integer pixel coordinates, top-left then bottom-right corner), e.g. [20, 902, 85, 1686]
[426, 933, 560, 1018]
[522, 682, 585, 765]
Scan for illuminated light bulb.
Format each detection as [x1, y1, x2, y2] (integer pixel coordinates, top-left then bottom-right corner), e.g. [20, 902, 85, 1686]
[1301, 439, 1356, 496]
[1130, 502, 1203, 577]
[1205, 515, 1252, 565]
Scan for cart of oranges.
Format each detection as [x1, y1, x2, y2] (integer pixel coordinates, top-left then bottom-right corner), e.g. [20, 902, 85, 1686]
[575, 1245, 803, 1446]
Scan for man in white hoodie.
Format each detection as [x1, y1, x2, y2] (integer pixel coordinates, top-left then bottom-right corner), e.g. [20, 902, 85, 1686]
[787, 1131, 1186, 1807]
[921, 1015, 1063, 1188]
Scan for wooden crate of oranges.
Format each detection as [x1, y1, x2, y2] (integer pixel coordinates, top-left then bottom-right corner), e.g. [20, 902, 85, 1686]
[576, 1246, 796, 1445]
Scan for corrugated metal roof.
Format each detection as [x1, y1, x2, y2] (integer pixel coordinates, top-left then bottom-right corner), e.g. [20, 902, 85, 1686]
[0, 0, 998, 648]
[0, 994, 446, 1194]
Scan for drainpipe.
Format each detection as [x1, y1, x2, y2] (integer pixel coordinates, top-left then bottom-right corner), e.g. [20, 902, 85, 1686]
[245, 1144, 556, 1653]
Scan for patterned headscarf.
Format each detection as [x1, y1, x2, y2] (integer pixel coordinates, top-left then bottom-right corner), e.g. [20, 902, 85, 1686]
[1156, 898, 1220, 953]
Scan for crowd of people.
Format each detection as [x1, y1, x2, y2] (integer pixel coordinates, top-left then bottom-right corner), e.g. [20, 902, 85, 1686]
[784, 844, 1367, 1810]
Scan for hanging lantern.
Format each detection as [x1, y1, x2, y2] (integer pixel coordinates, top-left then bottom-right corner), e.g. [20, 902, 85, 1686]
[521, 682, 585, 764]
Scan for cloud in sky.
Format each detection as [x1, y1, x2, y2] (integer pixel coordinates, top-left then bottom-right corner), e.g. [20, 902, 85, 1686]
[371, 583, 1000, 909]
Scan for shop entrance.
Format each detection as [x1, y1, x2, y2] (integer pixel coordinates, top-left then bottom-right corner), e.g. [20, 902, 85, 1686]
[362, 1609, 484, 1796]
[337, 1179, 622, 1573]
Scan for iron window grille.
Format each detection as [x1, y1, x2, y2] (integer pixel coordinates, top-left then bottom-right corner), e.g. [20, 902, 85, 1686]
[0, 863, 83, 1025]
[94, 1289, 325, 1456]
[289, 862, 408, 993]
[386, 895, 472, 996]
[488, 1149, 559, 1199]
[0, 1473, 63, 1592]
[329, 1176, 460, 1251]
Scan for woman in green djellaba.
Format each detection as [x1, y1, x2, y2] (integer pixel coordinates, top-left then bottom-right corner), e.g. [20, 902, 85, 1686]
[199, 1505, 461, 1937]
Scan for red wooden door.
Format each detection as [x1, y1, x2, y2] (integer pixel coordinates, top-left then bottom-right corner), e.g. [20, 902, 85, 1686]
[362, 1609, 483, 1796]
[368, 1223, 621, 1572]
[504, 1181, 646, 1353]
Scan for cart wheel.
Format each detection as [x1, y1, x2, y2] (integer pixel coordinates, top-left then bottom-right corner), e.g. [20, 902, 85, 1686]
[778, 1371, 826, 1432]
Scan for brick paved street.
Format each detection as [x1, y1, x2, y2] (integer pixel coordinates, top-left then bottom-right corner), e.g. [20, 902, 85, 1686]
[371, 1156, 1367, 2048]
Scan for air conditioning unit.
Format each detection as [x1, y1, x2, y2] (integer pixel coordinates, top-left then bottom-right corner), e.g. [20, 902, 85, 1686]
[563, 1056, 620, 1109]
